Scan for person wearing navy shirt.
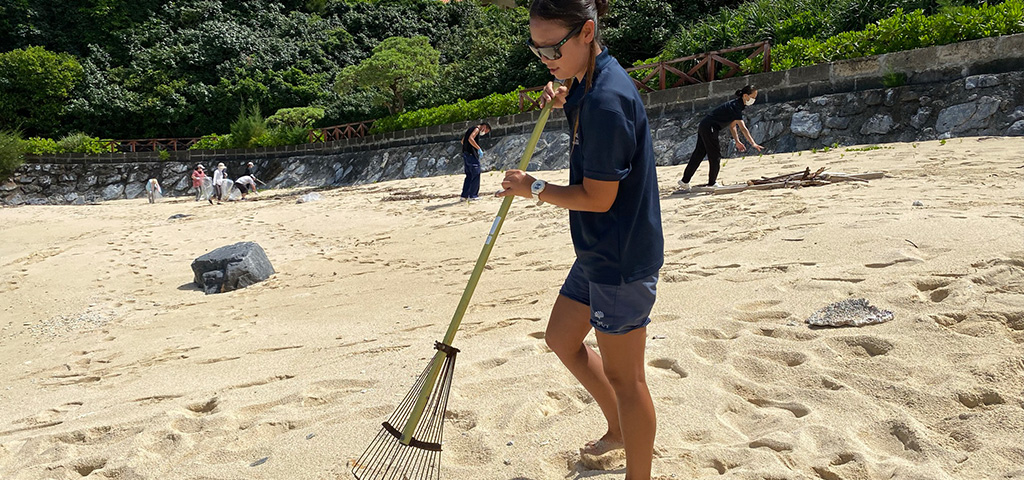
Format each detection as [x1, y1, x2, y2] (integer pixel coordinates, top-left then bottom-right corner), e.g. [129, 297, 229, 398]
[497, 1, 662, 478]
[459, 122, 491, 201]
[677, 85, 763, 191]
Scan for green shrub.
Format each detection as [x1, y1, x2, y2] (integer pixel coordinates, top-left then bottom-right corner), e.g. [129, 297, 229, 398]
[265, 125, 313, 146]
[370, 89, 521, 134]
[0, 129, 26, 179]
[267, 106, 326, 128]
[0, 46, 84, 137]
[882, 70, 908, 87]
[24, 137, 60, 155]
[190, 135, 231, 150]
[229, 106, 269, 149]
[56, 132, 111, 154]
[661, 0, 984, 60]
[772, 0, 1024, 69]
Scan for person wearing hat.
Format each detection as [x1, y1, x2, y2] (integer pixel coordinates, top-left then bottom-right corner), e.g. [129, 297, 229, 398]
[191, 164, 206, 201]
[210, 163, 228, 204]
[233, 174, 258, 200]
[146, 178, 162, 204]
[244, 162, 258, 181]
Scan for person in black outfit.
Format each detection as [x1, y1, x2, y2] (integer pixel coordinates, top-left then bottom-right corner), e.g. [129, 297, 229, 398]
[244, 162, 256, 178]
[459, 122, 491, 201]
[678, 85, 763, 191]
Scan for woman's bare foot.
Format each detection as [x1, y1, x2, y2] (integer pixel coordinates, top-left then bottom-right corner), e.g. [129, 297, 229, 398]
[581, 432, 624, 456]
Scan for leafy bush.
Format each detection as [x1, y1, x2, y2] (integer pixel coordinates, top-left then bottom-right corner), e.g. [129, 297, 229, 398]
[0, 46, 84, 137]
[24, 137, 60, 155]
[56, 132, 112, 154]
[190, 135, 231, 151]
[370, 89, 522, 134]
[660, 0, 987, 61]
[882, 70, 908, 87]
[229, 106, 269, 149]
[267, 107, 326, 128]
[264, 125, 313, 146]
[0, 129, 26, 179]
[771, 0, 1024, 69]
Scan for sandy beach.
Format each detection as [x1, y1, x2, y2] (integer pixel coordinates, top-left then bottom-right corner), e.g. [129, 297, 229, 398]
[1, 136, 1023, 480]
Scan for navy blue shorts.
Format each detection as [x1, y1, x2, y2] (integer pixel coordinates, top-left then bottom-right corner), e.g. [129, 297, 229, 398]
[558, 261, 658, 335]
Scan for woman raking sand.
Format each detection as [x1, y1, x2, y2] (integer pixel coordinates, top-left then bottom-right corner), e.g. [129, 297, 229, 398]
[497, 0, 664, 477]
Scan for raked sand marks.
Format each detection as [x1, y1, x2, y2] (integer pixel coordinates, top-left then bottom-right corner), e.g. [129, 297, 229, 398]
[1, 138, 1024, 479]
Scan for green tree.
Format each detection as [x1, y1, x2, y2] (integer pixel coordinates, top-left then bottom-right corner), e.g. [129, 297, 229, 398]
[0, 128, 26, 180]
[267, 106, 325, 128]
[334, 36, 440, 115]
[0, 46, 84, 136]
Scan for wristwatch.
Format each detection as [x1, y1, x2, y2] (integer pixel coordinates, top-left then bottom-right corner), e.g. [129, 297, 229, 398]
[530, 179, 547, 202]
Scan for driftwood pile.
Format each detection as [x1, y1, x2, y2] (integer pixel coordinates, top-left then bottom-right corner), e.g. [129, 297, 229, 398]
[692, 167, 885, 195]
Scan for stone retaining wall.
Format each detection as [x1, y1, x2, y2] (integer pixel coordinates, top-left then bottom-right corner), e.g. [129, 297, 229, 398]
[5, 34, 1023, 205]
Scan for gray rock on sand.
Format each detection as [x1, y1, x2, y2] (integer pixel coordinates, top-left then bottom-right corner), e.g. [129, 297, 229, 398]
[191, 242, 275, 295]
[806, 298, 894, 327]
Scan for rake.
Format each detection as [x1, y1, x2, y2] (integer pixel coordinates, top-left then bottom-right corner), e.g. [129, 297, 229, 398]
[351, 86, 561, 480]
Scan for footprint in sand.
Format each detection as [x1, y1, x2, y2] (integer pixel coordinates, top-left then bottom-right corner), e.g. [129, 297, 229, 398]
[745, 397, 811, 418]
[443, 409, 478, 431]
[538, 388, 590, 417]
[732, 310, 794, 323]
[133, 394, 183, 405]
[753, 327, 819, 342]
[648, 358, 688, 378]
[864, 252, 922, 269]
[954, 389, 1006, 408]
[689, 328, 739, 341]
[826, 335, 895, 357]
[751, 350, 808, 367]
[471, 357, 509, 371]
[733, 300, 783, 312]
[912, 277, 953, 302]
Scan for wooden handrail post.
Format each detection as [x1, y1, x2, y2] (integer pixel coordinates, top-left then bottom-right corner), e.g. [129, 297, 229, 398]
[659, 60, 666, 90]
[764, 41, 772, 72]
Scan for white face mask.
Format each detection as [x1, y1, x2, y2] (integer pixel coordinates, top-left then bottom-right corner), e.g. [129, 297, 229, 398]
[744, 97, 755, 106]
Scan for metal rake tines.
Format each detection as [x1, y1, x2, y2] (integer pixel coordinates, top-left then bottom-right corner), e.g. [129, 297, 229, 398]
[352, 342, 459, 480]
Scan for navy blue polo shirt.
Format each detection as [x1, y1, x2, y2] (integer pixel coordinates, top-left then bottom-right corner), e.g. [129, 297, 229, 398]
[562, 48, 664, 285]
[704, 98, 745, 129]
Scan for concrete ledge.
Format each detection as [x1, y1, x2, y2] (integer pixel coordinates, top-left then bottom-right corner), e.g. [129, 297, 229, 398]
[832, 56, 881, 80]
[788, 64, 830, 85]
[748, 69, 787, 90]
[996, 33, 1024, 58]
[937, 37, 997, 67]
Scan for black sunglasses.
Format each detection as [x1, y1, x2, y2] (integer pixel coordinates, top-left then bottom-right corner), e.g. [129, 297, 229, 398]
[527, 23, 584, 61]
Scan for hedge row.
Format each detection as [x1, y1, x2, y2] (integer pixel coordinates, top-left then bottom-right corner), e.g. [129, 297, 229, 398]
[772, 0, 1024, 69]
[369, 89, 524, 134]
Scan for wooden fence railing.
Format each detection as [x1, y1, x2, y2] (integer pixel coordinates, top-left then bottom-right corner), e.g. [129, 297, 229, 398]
[103, 137, 204, 153]
[308, 119, 375, 143]
[102, 120, 374, 152]
[519, 41, 771, 112]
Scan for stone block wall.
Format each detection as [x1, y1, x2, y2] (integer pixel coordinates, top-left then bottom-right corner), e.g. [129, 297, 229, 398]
[5, 34, 1024, 205]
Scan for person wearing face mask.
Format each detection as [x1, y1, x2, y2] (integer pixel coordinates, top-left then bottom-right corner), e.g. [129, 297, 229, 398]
[677, 85, 763, 191]
[498, 0, 663, 477]
[459, 122, 491, 202]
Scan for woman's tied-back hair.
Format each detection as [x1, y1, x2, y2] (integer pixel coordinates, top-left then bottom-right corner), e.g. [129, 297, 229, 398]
[530, 0, 609, 90]
[735, 85, 756, 98]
